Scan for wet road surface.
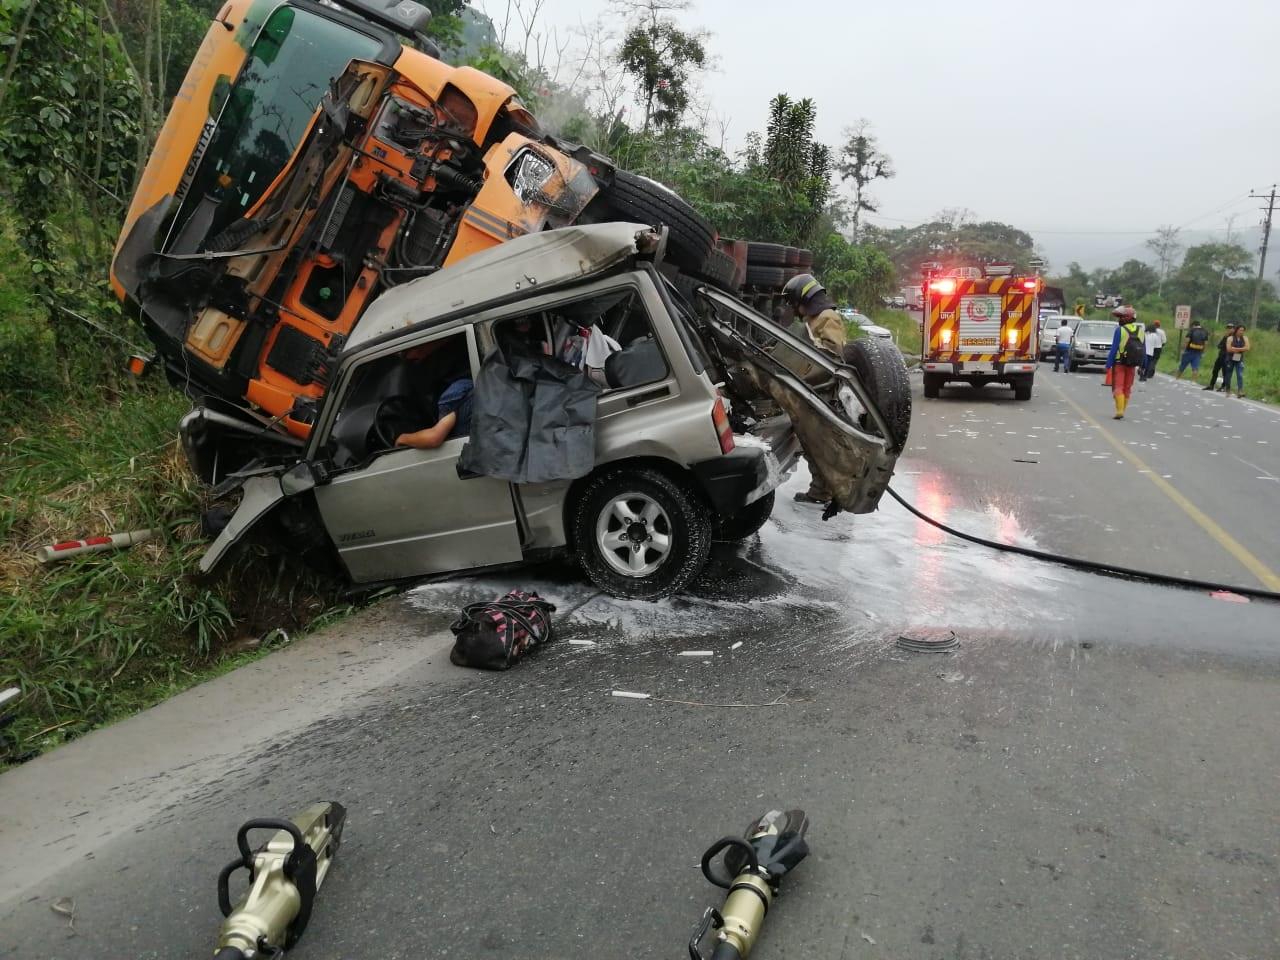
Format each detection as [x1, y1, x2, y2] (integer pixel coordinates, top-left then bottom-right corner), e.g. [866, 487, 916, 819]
[913, 366, 1280, 590]
[3, 375, 1278, 959]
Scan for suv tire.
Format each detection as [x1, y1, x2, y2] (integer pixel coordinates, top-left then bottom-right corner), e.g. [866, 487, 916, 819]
[712, 491, 776, 542]
[591, 170, 714, 273]
[842, 337, 912, 447]
[570, 467, 712, 600]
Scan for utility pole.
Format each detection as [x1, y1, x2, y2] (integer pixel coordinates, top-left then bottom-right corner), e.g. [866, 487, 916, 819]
[1248, 185, 1276, 327]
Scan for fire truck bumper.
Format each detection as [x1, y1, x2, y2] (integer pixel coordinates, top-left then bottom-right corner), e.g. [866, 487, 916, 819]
[922, 360, 1038, 376]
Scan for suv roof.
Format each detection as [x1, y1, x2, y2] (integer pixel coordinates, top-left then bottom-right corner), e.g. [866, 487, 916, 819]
[345, 222, 655, 350]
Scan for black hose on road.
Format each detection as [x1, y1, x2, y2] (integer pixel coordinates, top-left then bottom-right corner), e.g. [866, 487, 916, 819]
[884, 486, 1280, 604]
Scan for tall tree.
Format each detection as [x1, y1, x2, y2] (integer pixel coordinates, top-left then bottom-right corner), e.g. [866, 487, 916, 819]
[616, 0, 705, 132]
[835, 119, 893, 244]
[1146, 225, 1182, 297]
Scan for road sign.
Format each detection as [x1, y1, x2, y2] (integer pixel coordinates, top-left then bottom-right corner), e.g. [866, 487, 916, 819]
[1175, 305, 1191, 330]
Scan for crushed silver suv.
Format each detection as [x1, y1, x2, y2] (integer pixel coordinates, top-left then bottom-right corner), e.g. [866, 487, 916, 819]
[184, 223, 905, 599]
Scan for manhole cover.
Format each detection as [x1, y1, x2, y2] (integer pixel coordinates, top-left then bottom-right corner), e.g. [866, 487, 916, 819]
[896, 629, 959, 653]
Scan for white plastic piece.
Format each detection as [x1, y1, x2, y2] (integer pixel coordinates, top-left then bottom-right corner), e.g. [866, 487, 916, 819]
[567, 639, 597, 646]
[36, 529, 155, 564]
[730, 641, 744, 651]
[610, 690, 651, 700]
[678, 650, 713, 657]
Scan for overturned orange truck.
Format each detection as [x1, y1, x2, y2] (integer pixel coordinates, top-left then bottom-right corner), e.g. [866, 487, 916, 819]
[111, 0, 722, 439]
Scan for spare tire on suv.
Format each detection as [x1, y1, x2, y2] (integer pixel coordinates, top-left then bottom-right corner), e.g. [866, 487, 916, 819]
[588, 170, 715, 274]
[842, 337, 912, 448]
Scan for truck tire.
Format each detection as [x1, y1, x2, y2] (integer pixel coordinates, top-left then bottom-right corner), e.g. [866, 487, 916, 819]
[842, 337, 912, 447]
[692, 247, 738, 290]
[570, 466, 712, 600]
[1014, 376, 1033, 401]
[923, 372, 943, 399]
[712, 491, 776, 542]
[796, 248, 814, 269]
[745, 264, 787, 289]
[784, 246, 801, 267]
[591, 170, 714, 274]
[746, 241, 788, 267]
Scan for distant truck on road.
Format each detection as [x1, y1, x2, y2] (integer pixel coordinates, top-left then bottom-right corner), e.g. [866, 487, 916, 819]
[921, 265, 1042, 400]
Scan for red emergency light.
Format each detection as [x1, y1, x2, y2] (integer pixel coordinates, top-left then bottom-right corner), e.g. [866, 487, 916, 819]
[1021, 279, 1039, 292]
[928, 279, 956, 295]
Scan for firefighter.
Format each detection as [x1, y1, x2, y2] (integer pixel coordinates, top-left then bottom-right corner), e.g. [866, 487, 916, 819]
[782, 273, 846, 357]
[782, 273, 846, 504]
[1104, 305, 1143, 419]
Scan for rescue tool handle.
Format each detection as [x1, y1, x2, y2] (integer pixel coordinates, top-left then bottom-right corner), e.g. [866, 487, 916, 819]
[700, 836, 760, 890]
[217, 818, 309, 917]
[213, 948, 247, 960]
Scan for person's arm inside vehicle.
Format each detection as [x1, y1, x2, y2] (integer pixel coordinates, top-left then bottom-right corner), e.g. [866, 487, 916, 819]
[395, 411, 457, 450]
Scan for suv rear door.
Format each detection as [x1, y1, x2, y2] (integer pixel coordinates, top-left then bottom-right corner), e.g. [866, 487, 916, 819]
[693, 287, 899, 514]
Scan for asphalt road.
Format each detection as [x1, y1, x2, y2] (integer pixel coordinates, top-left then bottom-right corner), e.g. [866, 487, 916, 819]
[914, 366, 1280, 590]
[3, 368, 1278, 960]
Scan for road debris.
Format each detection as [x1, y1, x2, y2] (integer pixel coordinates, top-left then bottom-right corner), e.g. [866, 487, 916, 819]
[730, 641, 744, 650]
[35, 529, 155, 565]
[50, 896, 75, 928]
[897, 629, 960, 653]
[678, 650, 714, 657]
[611, 690, 652, 700]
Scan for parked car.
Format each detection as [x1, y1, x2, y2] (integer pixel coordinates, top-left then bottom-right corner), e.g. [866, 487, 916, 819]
[189, 223, 907, 600]
[890, 296, 907, 309]
[1038, 314, 1075, 359]
[1070, 320, 1120, 369]
[850, 313, 894, 340]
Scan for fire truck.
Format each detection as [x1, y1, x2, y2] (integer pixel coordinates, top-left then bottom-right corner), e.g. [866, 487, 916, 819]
[920, 264, 1041, 400]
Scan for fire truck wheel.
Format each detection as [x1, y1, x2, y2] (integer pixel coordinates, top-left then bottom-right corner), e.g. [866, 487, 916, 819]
[843, 337, 912, 446]
[922, 373, 942, 399]
[1013, 377, 1033, 401]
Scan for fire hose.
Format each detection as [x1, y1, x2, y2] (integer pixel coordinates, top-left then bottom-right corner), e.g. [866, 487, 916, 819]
[211, 804, 808, 959]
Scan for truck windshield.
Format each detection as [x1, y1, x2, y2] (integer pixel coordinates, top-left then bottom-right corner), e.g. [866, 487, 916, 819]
[167, 6, 381, 251]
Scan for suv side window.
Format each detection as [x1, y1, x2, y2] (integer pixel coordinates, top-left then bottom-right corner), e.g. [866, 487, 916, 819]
[490, 288, 669, 392]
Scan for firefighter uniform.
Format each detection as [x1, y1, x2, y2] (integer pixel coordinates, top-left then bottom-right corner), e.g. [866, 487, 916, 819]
[782, 274, 846, 504]
[805, 308, 847, 356]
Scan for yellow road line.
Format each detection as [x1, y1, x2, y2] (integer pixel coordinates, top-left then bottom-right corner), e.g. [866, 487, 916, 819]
[1053, 382, 1280, 591]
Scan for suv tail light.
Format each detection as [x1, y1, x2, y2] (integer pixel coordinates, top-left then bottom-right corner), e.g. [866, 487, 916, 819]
[712, 397, 734, 454]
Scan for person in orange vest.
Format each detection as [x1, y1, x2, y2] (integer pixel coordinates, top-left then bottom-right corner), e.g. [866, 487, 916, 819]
[1104, 306, 1143, 419]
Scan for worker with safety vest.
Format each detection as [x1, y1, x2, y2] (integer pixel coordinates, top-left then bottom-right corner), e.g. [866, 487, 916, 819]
[782, 272, 846, 503]
[1104, 305, 1143, 420]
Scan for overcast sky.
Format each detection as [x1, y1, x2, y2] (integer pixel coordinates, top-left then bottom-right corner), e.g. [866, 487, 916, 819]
[498, 0, 1280, 270]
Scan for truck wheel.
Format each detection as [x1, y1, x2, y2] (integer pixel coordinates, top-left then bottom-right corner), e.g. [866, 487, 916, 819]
[842, 337, 912, 447]
[692, 247, 738, 290]
[922, 373, 942, 399]
[746, 241, 788, 267]
[745, 264, 787, 289]
[589, 170, 714, 274]
[570, 467, 712, 600]
[1014, 377, 1033, 401]
[712, 491, 775, 542]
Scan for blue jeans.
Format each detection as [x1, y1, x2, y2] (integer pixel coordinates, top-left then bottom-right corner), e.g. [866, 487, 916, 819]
[1222, 360, 1244, 391]
[1054, 343, 1070, 371]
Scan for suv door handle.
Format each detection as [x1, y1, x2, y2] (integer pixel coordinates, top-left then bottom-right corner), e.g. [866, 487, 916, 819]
[626, 386, 671, 407]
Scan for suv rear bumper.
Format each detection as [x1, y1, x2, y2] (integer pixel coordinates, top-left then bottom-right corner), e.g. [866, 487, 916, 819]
[690, 445, 785, 515]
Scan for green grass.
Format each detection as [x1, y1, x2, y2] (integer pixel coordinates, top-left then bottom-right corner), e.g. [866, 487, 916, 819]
[0, 386, 351, 763]
[0, 190, 350, 762]
[1153, 314, 1280, 404]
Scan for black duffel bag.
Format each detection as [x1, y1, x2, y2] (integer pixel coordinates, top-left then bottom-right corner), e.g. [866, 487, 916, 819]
[449, 590, 556, 670]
